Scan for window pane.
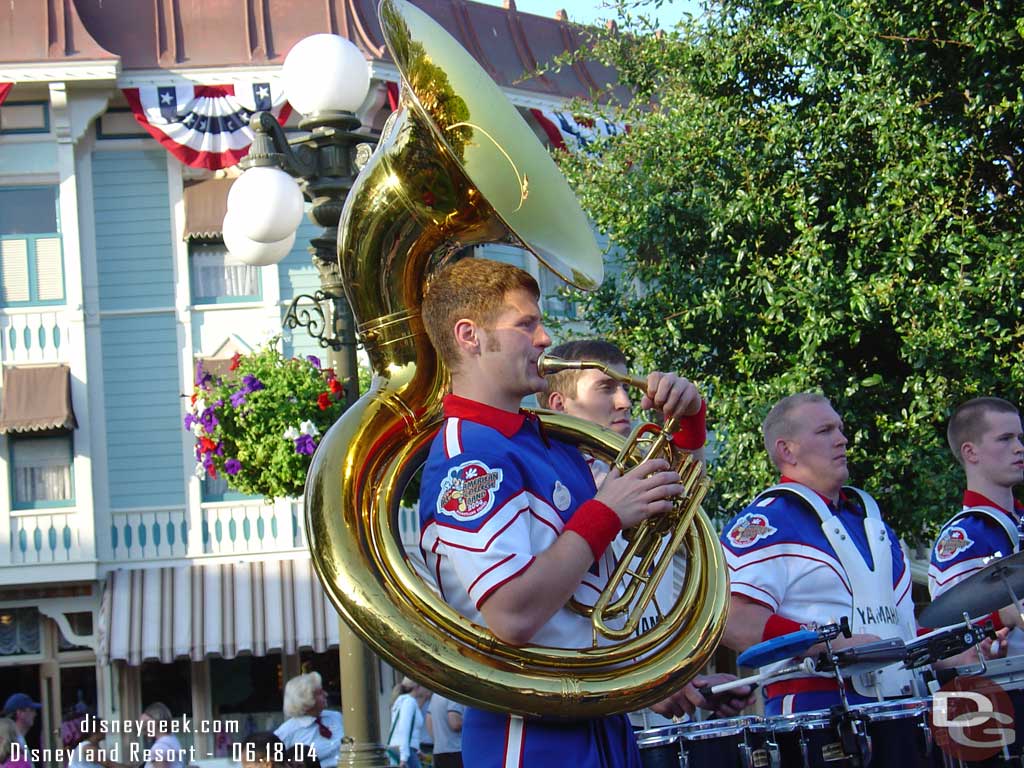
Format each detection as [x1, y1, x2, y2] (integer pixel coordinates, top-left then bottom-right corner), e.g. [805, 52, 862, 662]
[0, 187, 58, 235]
[191, 244, 260, 301]
[11, 435, 73, 505]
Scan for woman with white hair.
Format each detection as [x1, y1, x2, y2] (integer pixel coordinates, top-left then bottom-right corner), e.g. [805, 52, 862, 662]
[274, 672, 343, 768]
[140, 703, 185, 768]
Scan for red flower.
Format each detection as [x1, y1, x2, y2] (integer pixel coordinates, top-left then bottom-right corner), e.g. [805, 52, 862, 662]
[206, 463, 218, 478]
[191, 392, 198, 405]
[229, 352, 242, 371]
[199, 437, 217, 454]
[329, 379, 343, 396]
[324, 368, 336, 381]
[317, 392, 332, 410]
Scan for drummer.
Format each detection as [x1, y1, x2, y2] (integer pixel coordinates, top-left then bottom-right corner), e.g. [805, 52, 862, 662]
[540, 338, 757, 722]
[928, 397, 1024, 652]
[719, 392, 919, 715]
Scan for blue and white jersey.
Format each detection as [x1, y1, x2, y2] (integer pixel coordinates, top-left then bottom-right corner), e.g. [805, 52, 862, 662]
[928, 490, 1023, 599]
[419, 394, 619, 649]
[721, 481, 912, 629]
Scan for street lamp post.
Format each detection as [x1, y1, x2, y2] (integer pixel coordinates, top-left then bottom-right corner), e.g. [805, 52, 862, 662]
[221, 34, 388, 768]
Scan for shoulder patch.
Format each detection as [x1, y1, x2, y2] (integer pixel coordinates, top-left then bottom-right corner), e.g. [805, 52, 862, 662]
[726, 513, 778, 548]
[437, 460, 504, 521]
[934, 526, 974, 562]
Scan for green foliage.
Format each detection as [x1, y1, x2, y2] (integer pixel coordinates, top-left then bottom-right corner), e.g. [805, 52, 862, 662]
[185, 343, 347, 499]
[558, 0, 1024, 542]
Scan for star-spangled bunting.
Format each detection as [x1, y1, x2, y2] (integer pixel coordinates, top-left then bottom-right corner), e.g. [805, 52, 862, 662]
[122, 83, 292, 170]
[530, 108, 625, 153]
[0, 83, 13, 107]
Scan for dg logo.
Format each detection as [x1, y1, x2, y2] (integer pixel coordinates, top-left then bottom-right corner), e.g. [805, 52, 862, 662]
[931, 674, 1016, 761]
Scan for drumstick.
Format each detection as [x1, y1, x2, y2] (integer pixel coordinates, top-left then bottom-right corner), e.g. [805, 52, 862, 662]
[701, 657, 817, 696]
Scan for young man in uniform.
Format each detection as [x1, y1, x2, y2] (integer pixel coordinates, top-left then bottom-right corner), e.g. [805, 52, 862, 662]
[418, 258, 699, 768]
[928, 397, 1024, 652]
[719, 393, 918, 715]
[539, 338, 754, 723]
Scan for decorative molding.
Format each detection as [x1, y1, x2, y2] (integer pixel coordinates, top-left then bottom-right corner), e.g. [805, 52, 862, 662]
[0, 61, 120, 83]
[117, 66, 283, 89]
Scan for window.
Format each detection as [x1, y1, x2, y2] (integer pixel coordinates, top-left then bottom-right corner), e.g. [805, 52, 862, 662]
[190, 243, 261, 304]
[0, 186, 64, 306]
[10, 433, 74, 509]
[201, 474, 258, 503]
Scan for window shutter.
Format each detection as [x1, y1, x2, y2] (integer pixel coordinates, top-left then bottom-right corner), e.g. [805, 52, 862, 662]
[34, 236, 64, 301]
[1, 238, 30, 303]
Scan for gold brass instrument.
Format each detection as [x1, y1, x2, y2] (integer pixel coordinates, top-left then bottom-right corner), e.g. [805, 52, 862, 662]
[305, 0, 729, 718]
[537, 355, 712, 641]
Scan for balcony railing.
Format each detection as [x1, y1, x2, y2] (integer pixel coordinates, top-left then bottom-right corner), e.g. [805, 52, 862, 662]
[7, 507, 86, 564]
[0, 308, 71, 364]
[106, 500, 306, 563]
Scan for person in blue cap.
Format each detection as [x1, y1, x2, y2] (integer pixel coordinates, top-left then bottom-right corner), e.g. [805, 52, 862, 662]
[2, 693, 41, 768]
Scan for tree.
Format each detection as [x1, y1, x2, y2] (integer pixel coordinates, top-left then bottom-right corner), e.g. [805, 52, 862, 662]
[557, 0, 1024, 541]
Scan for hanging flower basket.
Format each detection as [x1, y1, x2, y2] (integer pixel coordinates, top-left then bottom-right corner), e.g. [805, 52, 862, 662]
[184, 341, 347, 499]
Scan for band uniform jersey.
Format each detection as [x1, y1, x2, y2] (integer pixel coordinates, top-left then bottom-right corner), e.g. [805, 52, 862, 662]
[721, 480, 915, 697]
[928, 490, 1024, 653]
[419, 394, 623, 648]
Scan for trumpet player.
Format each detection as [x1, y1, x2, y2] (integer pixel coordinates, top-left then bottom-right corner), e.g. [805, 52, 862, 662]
[539, 338, 755, 722]
[720, 393, 919, 715]
[418, 258, 694, 768]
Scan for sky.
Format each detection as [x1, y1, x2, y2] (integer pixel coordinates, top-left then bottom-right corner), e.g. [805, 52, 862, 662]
[473, 0, 702, 29]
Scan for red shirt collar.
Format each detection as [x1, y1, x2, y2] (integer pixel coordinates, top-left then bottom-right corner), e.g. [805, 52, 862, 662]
[780, 475, 849, 509]
[442, 393, 531, 438]
[963, 489, 1023, 518]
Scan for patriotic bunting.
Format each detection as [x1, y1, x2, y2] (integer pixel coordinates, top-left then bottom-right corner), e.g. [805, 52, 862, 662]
[122, 83, 292, 170]
[0, 83, 13, 107]
[530, 109, 625, 153]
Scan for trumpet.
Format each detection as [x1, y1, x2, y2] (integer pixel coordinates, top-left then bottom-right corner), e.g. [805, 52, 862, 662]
[538, 355, 711, 641]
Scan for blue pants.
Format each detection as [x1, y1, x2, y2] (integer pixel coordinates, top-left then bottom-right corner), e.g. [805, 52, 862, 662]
[461, 708, 641, 768]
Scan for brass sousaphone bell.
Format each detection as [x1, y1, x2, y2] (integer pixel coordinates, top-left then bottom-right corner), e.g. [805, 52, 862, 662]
[305, 0, 729, 718]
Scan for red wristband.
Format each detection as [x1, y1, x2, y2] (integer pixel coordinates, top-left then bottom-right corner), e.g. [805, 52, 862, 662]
[671, 399, 707, 450]
[564, 500, 622, 560]
[989, 609, 1006, 632]
[762, 613, 803, 641]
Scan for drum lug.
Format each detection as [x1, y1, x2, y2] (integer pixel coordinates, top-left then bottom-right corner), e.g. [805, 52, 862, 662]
[917, 717, 932, 757]
[678, 747, 688, 768]
[737, 743, 752, 768]
[767, 739, 781, 768]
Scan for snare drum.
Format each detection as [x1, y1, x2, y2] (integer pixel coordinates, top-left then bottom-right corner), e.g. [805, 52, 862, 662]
[636, 716, 777, 768]
[764, 710, 841, 768]
[852, 699, 936, 768]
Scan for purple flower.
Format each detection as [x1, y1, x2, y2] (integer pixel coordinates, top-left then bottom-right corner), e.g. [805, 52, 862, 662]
[225, 458, 242, 475]
[242, 374, 265, 393]
[184, 413, 197, 431]
[230, 390, 248, 408]
[200, 407, 219, 431]
[194, 361, 212, 388]
[294, 434, 317, 455]
[306, 355, 322, 369]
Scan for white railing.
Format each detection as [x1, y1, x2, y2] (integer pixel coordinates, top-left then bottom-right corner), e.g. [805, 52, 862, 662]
[0, 308, 71, 364]
[105, 500, 306, 563]
[109, 506, 191, 561]
[200, 499, 305, 555]
[8, 507, 86, 564]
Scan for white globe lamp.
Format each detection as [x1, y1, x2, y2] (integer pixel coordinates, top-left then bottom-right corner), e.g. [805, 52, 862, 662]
[226, 166, 305, 244]
[222, 209, 297, 267]
[283, 34, 371, 115]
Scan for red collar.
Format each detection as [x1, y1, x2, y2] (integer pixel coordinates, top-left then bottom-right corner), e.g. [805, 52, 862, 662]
[780, 476, 849, 508]
[443, 393, 531, 438]
[963, 489, 1023, 518]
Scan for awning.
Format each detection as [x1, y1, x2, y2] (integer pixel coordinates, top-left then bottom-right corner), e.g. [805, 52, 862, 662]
[182, 177, 232, 240]
[0, 364, 77, 433]
[99, 557, 341, 665]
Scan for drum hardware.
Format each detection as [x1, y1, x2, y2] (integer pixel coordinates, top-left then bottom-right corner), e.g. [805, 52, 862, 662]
[919, 549, 1024, 629]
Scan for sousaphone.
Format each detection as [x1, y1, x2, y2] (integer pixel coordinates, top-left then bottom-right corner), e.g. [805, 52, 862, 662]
[305, 0, 729, 717]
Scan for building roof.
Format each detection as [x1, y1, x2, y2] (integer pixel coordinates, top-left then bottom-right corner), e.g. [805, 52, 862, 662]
[0, 0, 626, 103]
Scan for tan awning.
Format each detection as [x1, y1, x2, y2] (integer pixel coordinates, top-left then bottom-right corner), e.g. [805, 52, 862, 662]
[183, 177, 232, 240]
[99, 557, 341, 665]
[0, 364, 77, 433]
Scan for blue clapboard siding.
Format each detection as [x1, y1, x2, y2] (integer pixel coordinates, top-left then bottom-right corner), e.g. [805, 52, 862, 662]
[100, 313, 186, 508]
[93, 151, 175, 311]
[278, 219, 328, 360]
